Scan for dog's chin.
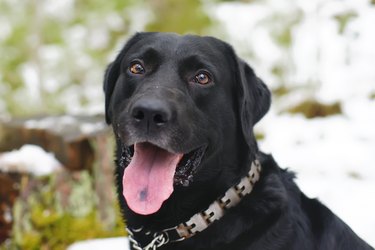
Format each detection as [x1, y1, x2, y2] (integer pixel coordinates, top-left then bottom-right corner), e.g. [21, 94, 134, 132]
[119, 141, 207, 187]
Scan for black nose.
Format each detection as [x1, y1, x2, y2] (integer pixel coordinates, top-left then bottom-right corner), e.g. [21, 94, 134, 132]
[131, 98, 172, 129]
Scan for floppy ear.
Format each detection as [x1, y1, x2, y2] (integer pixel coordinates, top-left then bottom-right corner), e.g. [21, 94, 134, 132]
[103, 32, 148, 124]
[236, 58, 271, 150]
[103, 62, 119, 124]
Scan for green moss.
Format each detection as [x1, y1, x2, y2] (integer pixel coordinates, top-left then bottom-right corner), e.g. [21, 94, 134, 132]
[347, 171, 362, 180]
[75, 0, 132, 14]
[0, 244, 8, 250]
[272, 85, 291, 97]
[285, 99, 342, 119]
[275, 28, 292, 48]
[12, 211, 124, 250]
[33, 212, 123, 249]
[2, 171, 125, 249]
[334, 11, 358, 34]
[146, 0, 213, 35]
[42, 20, 64, 45]
[30, 206, 60, 229]
[255, 131, 265, 141]
[18, 231, 41, 250]
[266, 11, 303, 48]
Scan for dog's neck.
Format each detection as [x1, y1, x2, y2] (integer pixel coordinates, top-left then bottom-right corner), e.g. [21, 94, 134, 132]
[126, 158, 262, 250]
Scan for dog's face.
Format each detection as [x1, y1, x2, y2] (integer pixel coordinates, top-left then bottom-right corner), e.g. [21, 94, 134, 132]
[104, 32, 270, 216]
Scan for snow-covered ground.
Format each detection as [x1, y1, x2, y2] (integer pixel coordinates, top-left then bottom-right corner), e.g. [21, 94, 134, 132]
[68, 237, 129, 250]
[258, 111, 375, 246]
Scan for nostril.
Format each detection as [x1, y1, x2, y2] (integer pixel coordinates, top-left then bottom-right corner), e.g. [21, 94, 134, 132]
[153, 113, 167, 125]
[133, 109, 145, 121]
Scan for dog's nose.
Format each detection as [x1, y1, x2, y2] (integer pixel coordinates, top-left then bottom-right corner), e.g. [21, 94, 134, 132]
[131, 98, 172, 128]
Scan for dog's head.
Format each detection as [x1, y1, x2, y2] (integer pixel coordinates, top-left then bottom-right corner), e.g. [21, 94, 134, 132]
[104, 32, 270, 215]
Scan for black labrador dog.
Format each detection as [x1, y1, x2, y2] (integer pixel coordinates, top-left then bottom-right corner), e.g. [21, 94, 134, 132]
[104, 32, 373, 250]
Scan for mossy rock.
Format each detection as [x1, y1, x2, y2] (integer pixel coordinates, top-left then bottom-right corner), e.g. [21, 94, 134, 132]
[285, 99, 342, 119]
[1, 170, 125, 249]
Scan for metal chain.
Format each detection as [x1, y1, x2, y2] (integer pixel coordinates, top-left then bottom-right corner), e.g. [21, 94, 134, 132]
[127, 228, 169, 250]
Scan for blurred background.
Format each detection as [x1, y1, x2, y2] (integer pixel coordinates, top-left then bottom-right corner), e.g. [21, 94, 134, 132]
[0, 0, 374, 249]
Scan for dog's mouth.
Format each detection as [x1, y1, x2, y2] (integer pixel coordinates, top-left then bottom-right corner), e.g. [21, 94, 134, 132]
[119, 142, 206, 215]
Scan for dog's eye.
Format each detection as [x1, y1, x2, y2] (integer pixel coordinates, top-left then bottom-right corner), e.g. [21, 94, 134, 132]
[194, 72, 211, 85]
[129, 62, 145, 75]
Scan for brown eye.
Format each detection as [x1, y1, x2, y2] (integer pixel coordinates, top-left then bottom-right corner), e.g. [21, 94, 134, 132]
[129, 62, 145, 74]
[194, 72, 211, 85]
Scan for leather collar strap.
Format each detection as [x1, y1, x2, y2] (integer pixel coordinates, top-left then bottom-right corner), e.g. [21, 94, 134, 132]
[127, 159, 262, 250]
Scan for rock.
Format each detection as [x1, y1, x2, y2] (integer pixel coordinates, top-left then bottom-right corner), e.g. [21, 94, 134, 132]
[0, 115, 109, 171]
[0, 144, 63, 176]
[0, 115, 116, 244]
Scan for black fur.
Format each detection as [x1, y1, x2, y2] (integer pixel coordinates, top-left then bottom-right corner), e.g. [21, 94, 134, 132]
[104, 32, 373, 250]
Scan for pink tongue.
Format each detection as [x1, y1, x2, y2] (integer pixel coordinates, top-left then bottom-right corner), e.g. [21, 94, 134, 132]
[123, 143, 183, 215]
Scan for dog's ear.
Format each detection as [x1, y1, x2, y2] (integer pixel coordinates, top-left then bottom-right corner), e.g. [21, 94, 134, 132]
[103, 32, 149, 124]
[103, 62, 119, 124]
[236, 58, 271, 149]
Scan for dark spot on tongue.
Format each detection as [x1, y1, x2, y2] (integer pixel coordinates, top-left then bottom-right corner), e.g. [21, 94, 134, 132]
[139, 189, 148, 201]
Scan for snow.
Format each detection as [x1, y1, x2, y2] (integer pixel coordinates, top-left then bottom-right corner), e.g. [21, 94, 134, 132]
[0, 144, 62, 176]
[67, 237, 129, 250]
[24, 115, 107, 135]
